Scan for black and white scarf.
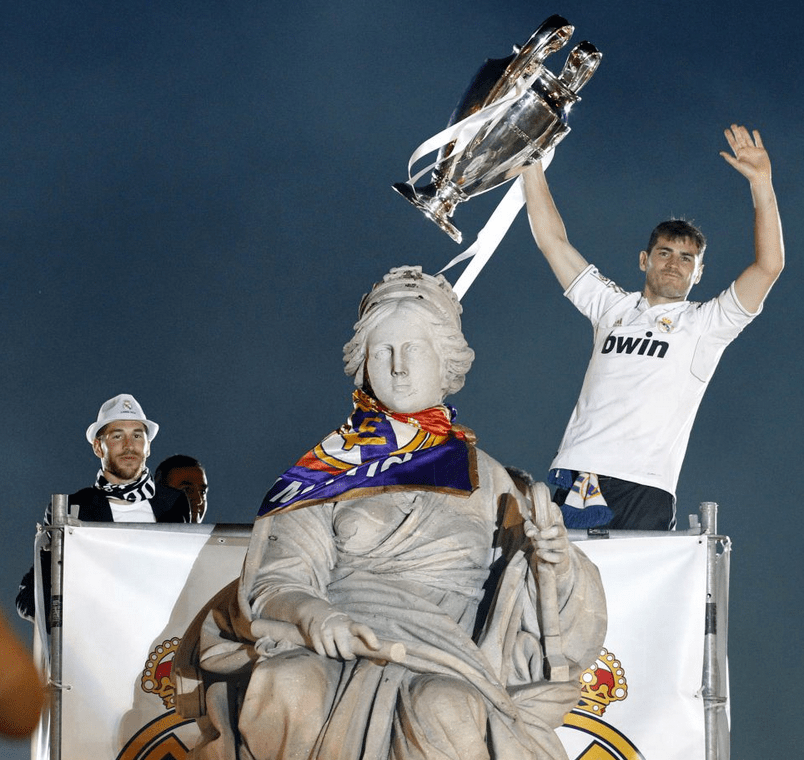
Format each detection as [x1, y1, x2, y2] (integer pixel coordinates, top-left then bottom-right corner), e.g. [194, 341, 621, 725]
[95, 468, 156, 503]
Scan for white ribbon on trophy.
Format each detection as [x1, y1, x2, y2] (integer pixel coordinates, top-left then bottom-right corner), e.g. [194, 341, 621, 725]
[438, 158, 551, 301]
[399, 71, 553, 301]
[402, 67, 544, 190]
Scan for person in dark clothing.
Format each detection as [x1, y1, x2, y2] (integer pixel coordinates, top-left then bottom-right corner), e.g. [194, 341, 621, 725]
[16, 393, 190, 621]
[155, 454, 209, 523]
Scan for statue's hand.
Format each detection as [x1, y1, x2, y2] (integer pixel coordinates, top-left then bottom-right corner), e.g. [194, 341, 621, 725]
[296, 599, 381, 661]
[522, 482, 572, 576]
[524, 519, 571, 573]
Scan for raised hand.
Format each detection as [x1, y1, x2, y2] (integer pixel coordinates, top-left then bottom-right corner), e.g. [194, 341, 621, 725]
[720, 124, 772, 185]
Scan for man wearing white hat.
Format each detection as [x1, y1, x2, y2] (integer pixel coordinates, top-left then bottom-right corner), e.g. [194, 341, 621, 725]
[16, 394, 191, 621]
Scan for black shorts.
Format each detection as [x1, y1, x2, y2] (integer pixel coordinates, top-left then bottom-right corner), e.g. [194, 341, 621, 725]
[553, 473, 676, 531]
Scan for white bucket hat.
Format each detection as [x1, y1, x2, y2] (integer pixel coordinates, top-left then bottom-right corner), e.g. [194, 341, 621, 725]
[86, 394, 159, 443]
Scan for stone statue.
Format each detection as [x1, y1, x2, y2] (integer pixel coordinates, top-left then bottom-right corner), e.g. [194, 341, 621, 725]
[174, 266, 606, 760]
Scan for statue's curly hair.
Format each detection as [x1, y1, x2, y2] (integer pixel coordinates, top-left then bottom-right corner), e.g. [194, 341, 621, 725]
[343, 298, 474, 398]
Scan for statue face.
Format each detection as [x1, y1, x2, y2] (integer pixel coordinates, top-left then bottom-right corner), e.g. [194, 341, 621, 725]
[365, 304, 444, 413]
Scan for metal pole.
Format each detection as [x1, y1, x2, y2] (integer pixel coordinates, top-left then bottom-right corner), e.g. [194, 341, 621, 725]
[700, 501, 729, 760]
[700, 501, 717, 535]
[48, 494, 68, 760]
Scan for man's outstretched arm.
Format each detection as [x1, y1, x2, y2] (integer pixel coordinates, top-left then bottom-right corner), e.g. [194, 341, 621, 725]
[720, 124, 785, 313]
[521, 161, 589, 290]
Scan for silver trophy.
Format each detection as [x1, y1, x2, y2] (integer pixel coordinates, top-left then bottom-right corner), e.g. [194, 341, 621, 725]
[394, 15, 601, 243]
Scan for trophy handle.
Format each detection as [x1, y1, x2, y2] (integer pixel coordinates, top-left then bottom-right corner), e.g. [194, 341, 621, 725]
[558, 41, 603, 94]
[486, 14, 575, 104]
[437, 16, 575, 164]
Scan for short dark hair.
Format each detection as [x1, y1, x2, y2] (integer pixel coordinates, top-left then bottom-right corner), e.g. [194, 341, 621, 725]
[646, 219, 706, 256]
[155, 455, 204, 484]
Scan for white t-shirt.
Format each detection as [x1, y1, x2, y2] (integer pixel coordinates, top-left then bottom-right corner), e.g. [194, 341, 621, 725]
[108, 497, 156, 523]
[550, 265, 760, 496]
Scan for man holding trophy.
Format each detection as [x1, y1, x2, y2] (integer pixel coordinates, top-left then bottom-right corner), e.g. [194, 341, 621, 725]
[521, 125, 784, 530]
[393, 16, 782, 532]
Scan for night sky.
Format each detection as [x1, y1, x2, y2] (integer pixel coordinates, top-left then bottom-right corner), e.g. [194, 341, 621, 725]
[1, 2, 801, 757]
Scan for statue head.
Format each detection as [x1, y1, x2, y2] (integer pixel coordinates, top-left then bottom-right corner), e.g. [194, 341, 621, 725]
[343, 266, 475, 410]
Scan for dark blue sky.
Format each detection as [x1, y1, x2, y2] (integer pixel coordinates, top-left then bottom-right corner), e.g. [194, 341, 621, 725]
[1, 2, 800, 756]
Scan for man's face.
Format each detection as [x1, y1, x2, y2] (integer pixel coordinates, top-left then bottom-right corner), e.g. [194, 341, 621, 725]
[639, 235, 704, 303]
[365, 304, 445, 414]
[164, 466, 208, 523]
[92, 420, 150, 484]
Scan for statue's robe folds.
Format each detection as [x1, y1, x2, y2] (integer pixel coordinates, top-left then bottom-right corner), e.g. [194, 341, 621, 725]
[186, 449, 606, 760]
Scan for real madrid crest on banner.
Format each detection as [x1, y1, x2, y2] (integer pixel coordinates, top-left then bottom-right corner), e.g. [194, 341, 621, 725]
[116, 640, 197, 760]
[559, 648, 646, 760]
[116, 640, 644, 760]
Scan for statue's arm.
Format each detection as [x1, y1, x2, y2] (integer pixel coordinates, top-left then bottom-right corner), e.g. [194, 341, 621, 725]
[244, 507, 380, 661]
[519, 490, 607, 671]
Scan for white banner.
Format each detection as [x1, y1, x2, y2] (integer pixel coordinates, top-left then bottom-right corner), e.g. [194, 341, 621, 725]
[42, 525, 718, 760]
[556, 536, 710, 760]
[59, 524, 247, 760]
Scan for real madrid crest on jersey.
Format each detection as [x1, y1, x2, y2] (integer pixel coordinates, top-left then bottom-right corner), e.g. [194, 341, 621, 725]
[657, 316, 674, 333]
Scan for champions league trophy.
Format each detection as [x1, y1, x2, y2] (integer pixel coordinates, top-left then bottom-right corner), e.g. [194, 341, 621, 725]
[393, 15, 601, 243]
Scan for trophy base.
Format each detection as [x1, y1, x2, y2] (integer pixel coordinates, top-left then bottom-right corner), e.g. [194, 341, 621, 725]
[392, 182, 463, 244]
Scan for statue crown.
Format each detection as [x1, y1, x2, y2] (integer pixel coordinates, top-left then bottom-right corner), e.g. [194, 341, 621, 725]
[359, 266, 462, 328]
